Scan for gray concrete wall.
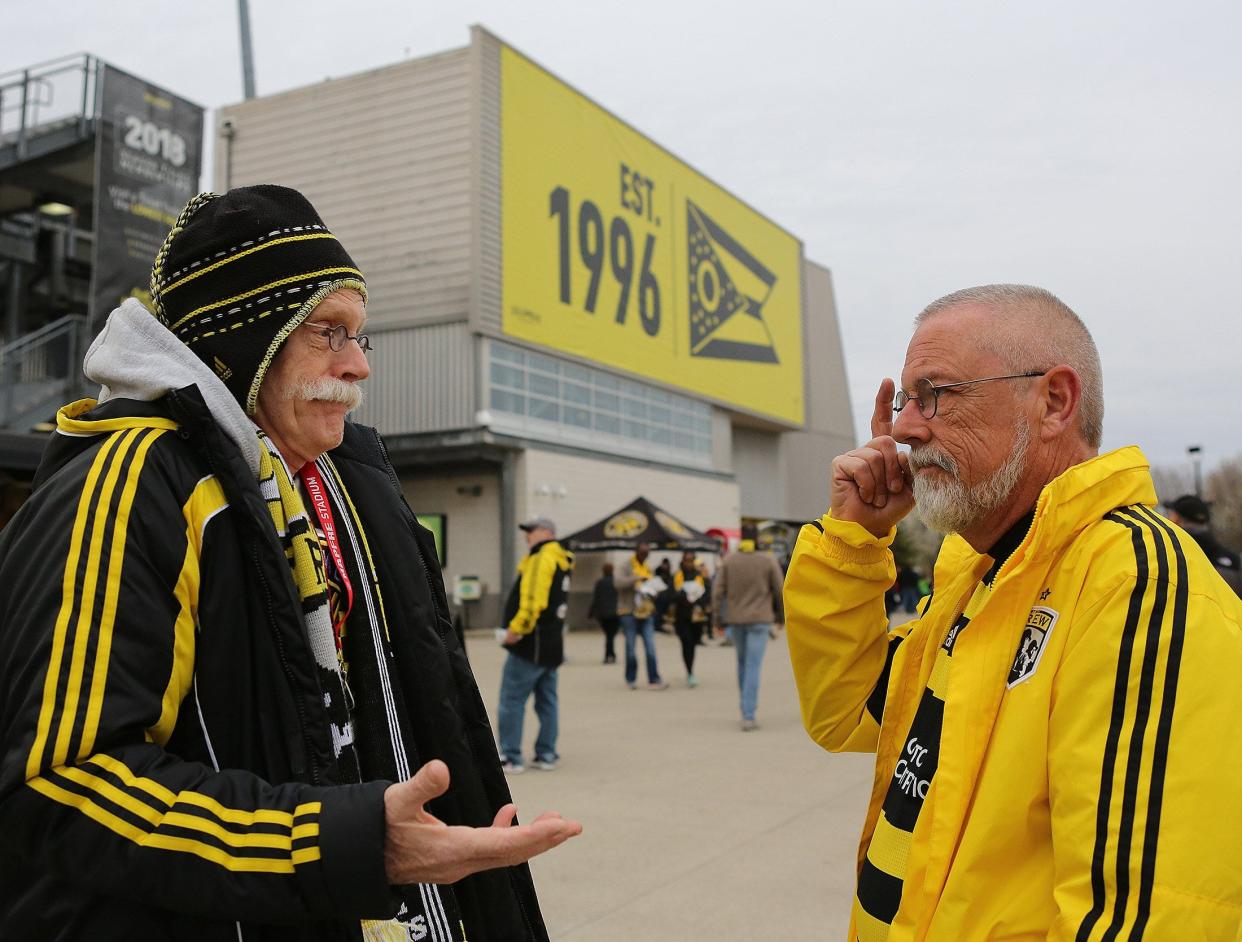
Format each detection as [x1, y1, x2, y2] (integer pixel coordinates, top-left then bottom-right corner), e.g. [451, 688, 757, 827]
[401, 465, 504, 626]
[777, 260, 856, 521]
[214, 47, 474, 331]
[729, 259, 855, 522]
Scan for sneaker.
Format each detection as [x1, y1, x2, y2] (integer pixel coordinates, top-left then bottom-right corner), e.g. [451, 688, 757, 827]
[648, 680, 669, 690]
[499, 758, 525, 774]
[741, 719, 759, 732]
[533, 757, 558, 771]
[687, 674, 699, 688]
[627, 682, 638, 690]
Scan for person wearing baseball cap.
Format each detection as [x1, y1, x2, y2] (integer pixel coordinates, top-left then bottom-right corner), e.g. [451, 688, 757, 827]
[496, 518, 574, 774]
[1165, 494, 1242, 597]
[0, 185, 578, 940]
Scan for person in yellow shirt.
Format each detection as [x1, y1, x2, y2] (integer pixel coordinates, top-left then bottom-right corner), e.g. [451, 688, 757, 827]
[785, 284, 1242, 941]
[498, 517, 574, 773]
[614, 542, 669, 690]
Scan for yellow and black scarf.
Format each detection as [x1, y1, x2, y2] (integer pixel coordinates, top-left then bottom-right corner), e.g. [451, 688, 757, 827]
[257, 433, 359, 776]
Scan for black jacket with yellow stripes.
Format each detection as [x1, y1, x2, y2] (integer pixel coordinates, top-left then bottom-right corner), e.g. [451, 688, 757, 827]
[0, 388, 547, 941]
[502, 540, 573, 668]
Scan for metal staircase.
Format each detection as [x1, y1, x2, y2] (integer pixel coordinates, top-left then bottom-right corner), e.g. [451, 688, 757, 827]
[0, 55, 99, 439]
[0, 54, 100, 184]
[0, 313, 88, 430]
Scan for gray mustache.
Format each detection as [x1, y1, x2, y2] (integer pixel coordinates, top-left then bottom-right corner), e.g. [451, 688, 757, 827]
[283, 378, 364, 410]
[908, 447, 956, 475]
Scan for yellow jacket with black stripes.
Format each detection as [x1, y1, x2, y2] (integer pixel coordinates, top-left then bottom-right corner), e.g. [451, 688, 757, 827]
[503, 539, 574, 667]
[785, 446, 1242, 941]
[0, 391, 549, 940]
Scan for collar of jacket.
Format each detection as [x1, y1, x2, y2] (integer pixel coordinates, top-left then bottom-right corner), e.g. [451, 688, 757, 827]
[673, 569, 703, 589]
[865, 445, 1156, 914]
[36, 396, 181, 489]
[83, 298, 264, 474]
[930, 445, 1155, 590]
[523, 539, 573, 568]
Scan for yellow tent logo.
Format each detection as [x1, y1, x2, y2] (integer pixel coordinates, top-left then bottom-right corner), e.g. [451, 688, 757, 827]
[604, 511, 649, 538]
[687, 200, 779, 364]
[655, 510, 691, 538]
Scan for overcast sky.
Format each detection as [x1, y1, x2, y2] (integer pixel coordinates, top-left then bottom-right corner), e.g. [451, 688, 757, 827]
[9, 1, 1240, 477]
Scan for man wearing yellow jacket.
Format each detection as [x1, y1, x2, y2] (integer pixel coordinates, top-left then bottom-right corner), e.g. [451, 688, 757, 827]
[786, 285, 1242, 941]
[498, 517, 574, 774]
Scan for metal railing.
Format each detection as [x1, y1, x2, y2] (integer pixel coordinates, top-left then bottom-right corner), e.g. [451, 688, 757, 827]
[0, 313, 87, 428]
[0, 54, 100, 161]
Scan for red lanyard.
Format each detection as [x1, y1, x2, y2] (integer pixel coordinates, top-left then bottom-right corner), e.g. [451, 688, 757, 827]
[298, 466, 354, 647]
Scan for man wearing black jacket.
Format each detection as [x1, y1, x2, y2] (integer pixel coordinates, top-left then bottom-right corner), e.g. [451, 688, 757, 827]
[1166, 493, 1242, 597]
[0, 186, 578, 941]
[497, 518, 574, 774]
[588, 562, 620, 663]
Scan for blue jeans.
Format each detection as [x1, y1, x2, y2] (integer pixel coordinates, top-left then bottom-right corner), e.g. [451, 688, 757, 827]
[497, 653, 558, 764]
[621, 613, 661, 684]
[901, 586, 920, 613]
[727, 623, 771, 721]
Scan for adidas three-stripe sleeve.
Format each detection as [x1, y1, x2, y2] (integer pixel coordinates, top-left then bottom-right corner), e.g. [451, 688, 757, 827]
[0, 430, 394, 922]
[1048, 507, 1242, 941]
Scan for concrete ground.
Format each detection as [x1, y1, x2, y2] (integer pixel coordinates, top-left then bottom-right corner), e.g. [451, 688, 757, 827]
[465, 626, 880, 941]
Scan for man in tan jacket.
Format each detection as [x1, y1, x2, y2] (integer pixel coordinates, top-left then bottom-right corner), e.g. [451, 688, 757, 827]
[712, 523, 785, 730]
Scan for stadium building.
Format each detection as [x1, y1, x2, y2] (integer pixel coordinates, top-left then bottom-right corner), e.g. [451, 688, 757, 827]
[2, 29, 855, 624]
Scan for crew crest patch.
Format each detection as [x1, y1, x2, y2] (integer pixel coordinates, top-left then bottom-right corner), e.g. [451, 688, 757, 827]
[1007, 606, 1059, 688]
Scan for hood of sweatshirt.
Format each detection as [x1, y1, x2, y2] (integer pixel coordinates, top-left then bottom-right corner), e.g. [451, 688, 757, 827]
[80, 298, 262, 476]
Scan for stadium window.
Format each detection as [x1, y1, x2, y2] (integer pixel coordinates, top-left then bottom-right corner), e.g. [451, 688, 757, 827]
[488, 341, 712, 463]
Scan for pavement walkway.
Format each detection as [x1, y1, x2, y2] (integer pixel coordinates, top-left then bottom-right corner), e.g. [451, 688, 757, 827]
[466, 626, 880, 940]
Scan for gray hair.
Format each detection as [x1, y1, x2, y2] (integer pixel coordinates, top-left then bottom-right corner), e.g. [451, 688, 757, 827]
[916, 284, 1103, 448]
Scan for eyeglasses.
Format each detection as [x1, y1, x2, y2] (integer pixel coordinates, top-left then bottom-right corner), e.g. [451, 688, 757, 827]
[894, 371, 1045, 419]
[302, 322, 372, 353]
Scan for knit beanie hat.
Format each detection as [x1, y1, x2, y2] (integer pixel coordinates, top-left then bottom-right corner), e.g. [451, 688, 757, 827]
[149, 185, 367, 414]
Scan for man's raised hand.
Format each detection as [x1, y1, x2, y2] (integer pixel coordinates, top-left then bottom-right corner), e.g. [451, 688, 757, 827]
[828, 378, 914, 538]
[383, 759, 581, 886]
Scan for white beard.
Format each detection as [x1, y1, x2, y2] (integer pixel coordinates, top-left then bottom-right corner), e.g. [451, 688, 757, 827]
[909, 420, 1031, 535]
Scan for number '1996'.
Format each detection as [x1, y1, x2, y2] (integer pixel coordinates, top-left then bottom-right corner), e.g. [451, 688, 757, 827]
[549, 186, 661, 337]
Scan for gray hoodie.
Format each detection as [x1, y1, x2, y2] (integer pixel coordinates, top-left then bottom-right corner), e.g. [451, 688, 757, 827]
[82, 298, 262, 476]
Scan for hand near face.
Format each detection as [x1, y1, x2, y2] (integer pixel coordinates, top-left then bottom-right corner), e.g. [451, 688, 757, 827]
[383, 760, 581, 885]
[829, 378, 915, 538]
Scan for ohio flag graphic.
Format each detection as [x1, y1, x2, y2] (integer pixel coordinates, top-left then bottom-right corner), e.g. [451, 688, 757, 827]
[686, 200, 779, 364]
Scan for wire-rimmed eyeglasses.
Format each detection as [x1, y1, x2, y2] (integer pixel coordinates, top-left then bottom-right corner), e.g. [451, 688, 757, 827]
[894, 371, 1046, 419]
[302, 322, 373, 353]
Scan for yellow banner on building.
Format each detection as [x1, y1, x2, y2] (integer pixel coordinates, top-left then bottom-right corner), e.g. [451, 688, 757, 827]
[500, 45, 805, 426]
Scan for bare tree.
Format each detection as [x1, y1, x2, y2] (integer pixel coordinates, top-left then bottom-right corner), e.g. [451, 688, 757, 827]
[1206, 456, 1242, 550]
[1151, 454, 1242, 551]
[1149, 465, 1194, 503]
[895, 515, 944, 577]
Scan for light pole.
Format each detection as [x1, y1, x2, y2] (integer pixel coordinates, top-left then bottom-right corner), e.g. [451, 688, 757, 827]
[1187, 445, 1203, 497]
[238, 0, 256, 100]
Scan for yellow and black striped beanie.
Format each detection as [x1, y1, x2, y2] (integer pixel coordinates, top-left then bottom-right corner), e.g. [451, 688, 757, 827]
[149, 185, 367, 414]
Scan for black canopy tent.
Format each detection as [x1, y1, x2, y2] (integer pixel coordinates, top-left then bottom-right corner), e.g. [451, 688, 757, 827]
[562, 496, 721, 552]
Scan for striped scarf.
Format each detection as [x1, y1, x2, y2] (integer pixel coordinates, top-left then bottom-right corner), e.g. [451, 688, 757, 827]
[256, 433, 465, 940]
[256, 433, 359, 778]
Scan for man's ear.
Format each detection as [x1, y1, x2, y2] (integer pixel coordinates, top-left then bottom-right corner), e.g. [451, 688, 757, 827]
[1038, 365, 1081, 442]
